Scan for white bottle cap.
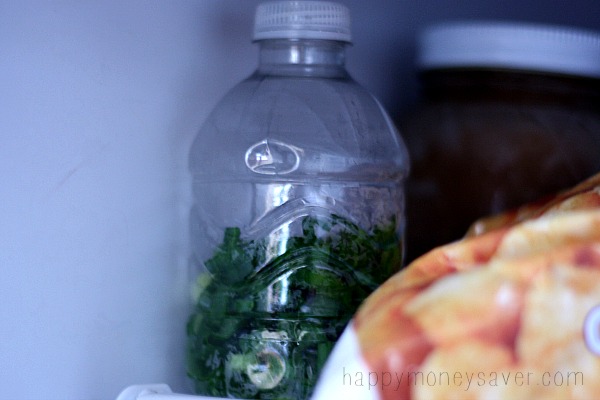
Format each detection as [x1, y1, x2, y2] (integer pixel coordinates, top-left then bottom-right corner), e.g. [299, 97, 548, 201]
[253, 1, 352, 43]
[418, 21, 600, 78]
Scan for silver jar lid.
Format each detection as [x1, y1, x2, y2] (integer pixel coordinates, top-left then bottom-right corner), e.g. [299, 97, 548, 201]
[418, 21, 600, 78]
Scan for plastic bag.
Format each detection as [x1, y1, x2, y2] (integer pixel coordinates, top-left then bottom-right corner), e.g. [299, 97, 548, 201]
[313, 172, 600, 400]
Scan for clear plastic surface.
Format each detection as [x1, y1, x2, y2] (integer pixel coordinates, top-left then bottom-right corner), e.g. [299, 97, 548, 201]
[185, 35, 408, 399]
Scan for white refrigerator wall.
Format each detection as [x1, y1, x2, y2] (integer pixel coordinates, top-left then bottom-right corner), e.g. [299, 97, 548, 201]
[0, 1, 598, 399]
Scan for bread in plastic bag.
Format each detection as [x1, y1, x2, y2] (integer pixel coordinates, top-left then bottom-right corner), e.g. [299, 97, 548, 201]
[312, 172, 600, 400]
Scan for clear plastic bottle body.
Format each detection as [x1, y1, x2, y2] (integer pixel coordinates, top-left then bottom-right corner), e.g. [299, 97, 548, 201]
[186, 39, 409, 399]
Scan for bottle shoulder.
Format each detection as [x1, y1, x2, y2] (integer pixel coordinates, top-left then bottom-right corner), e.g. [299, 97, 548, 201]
[190, 74, 409, 181]
[214, 73, 374, 114]
[204, 73, 400, 140]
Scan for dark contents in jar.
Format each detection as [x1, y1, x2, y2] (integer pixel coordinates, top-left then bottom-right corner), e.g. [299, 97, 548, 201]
[401, 69, 600, 261]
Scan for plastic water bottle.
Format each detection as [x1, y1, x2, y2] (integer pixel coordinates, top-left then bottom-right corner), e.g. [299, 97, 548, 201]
[186, 2, 409, 398]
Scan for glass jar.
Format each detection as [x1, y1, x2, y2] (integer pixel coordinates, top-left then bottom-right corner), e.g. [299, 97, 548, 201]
[185, 2, 409, 399]
[401, 21, 600, 261]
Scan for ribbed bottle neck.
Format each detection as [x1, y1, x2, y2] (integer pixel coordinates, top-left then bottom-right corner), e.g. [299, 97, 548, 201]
[256, 39, 349, 78]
